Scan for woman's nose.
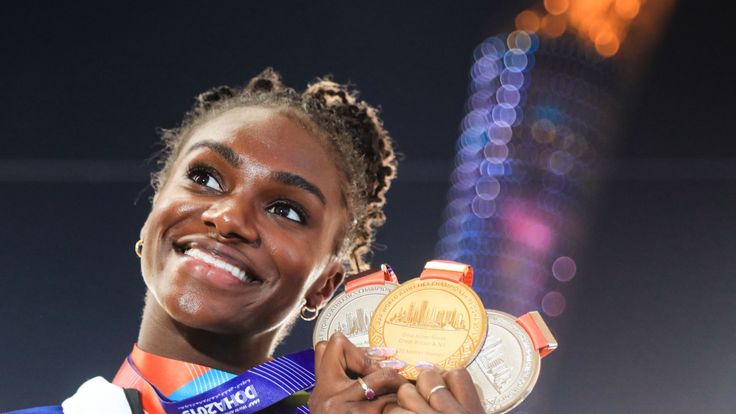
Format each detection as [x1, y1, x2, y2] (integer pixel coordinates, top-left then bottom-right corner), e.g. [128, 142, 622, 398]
[201, 198, 261, 246]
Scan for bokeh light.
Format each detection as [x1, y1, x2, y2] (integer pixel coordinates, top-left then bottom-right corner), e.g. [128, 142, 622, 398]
[541, 291, 566, 316]
[540, 14, 567, 38]
[504, 49, 529, 72]
[507, 30, 534, 52]
[438, 29, 593, 315]
[517, 0, 655, 58]
[492, 106, 518, 125]
[552, 256, 577, 281]
[475, 177, 501, 200]
[548, 150, 574, 175]
[484, 142, 509, 163]
[472, 196, 496, 218]
[515, 10, 541, 32]
[500, 69, 525, 88]
[615, 0, 641, 20]
[544, 0, 570, 16]
[532, 119, 557, 144]
[595, 30, 621, 57]
[497, 85, 521, 107]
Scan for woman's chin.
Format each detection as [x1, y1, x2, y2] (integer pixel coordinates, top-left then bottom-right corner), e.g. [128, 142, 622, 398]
[157, 291, 260, 335]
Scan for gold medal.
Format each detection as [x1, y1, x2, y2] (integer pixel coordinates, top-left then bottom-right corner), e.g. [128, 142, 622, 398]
[369, 260, 487, 379]
[467, 310, 557, 413]
[313, 265, 399, 347]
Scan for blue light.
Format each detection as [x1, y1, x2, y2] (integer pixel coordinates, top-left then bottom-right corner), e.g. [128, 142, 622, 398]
[480, 37, 506, 58]
[471, 196, 496, 218]
[503, 49, 529, 72]
[475, 177, 501, 200]
[500, 69, 525, 88]
[484, 142, 509, 163]
[488, 122, 513, 144]
[492, 105, 518, 125]
[462, 109, 491, 130]
[497, 85, 521, 106]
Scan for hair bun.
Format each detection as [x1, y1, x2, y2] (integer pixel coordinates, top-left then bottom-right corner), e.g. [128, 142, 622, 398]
[196, 86, 236, 111]
[305, 79, 358, 107]
[246, 67, 284, 93]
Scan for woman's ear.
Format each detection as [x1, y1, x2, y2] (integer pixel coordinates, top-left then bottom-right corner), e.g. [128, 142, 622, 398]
[306, 260, 346, 310]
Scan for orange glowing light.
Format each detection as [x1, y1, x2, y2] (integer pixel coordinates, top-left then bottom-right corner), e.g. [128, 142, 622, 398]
[541, 14, 568, 38]
[615, 0, 641, 19]
[544, 0, 570, 16]
[588, 20, 614, 43]
[518, 0, 661, 58]
[515, 10, 542, 32]
[595, 30, 620, 56]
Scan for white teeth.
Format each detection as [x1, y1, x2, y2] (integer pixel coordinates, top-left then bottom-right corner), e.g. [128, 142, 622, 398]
[184, 248, 252, 283]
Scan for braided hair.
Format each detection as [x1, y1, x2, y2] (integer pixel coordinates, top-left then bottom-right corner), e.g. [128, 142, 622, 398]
[152, 68, 397, 274]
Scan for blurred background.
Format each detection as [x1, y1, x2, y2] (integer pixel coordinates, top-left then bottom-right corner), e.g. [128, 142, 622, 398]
[1, 1, 734, 412]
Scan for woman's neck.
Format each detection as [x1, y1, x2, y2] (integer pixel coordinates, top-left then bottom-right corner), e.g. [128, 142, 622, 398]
[137, 296, 274, 374]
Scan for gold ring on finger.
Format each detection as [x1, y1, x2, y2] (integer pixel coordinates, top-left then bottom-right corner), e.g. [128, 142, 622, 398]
[425, 384, 447, 402]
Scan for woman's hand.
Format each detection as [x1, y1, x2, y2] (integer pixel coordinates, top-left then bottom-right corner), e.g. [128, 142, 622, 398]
[310, 332, 409, 414]
[385, 366, 485, 414]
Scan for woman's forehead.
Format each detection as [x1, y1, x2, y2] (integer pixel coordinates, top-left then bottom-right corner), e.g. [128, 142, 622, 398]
[190, 106, 300, 146]
[181, 106, 344, 196]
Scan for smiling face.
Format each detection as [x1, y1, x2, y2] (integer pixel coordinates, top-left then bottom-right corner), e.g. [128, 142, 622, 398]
[140, 106, 348, 337]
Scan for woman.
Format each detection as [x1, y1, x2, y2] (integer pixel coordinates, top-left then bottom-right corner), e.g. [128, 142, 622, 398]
[10, 69, 483, 414]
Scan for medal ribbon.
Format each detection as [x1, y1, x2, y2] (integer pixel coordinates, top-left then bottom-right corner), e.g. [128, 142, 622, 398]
[516, 311, 558, 358]
[344, 264, 399, 292]
[419, 260, 474, 287]
[123, 349, 314, 414]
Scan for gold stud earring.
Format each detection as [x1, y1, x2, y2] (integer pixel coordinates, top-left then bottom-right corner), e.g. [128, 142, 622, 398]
[300, 304, 319, 321]
[134, 240, 144, 258]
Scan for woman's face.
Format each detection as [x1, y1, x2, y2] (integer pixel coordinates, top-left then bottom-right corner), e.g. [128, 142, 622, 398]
[140, 106, 348, 335]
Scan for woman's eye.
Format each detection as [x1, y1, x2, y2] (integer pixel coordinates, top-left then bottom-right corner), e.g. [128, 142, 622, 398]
[267, 202, 306, 224]
[187, 167, 223, 191]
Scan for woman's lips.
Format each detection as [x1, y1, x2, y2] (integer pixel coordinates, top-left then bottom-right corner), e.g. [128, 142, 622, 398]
[172, 237, 265, 285]
[184, 247, 260, 284]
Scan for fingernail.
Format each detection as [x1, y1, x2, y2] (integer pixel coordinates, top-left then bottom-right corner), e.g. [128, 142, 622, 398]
[414, 361, 435, 371]
[379, 359, 407, 370]
[367, 347, 397, 358]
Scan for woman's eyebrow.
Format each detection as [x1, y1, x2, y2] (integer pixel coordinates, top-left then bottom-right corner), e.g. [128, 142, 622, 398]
[186, 140, 326, 205]
[186, 141, 241, 167]
[270, 171, 327, 205]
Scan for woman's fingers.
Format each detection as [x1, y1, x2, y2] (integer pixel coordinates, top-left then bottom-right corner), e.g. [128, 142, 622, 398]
[314, 340, 328, 374]
[383, 401, 417, 414]
[396, 383, 440, 414]
[315, 332, 378, 382]
[442, 368, 485, 414]
[311, 333, 409, 414]
[312, 388, 400, 414]
[316, 332, 405, 382]
[396, 366, 483, 414]
[414, 368, 468, 414]
[341, 367, 409, 402]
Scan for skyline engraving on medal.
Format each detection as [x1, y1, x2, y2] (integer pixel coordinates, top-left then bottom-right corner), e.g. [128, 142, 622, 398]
[476, 336, 513, 393]
[313, 284, 397, 347]
[334, 307, 372, 337]
[387, 300, 467, 330]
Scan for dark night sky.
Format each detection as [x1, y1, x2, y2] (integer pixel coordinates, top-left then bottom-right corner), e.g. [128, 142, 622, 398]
[1, 2, 735, 413]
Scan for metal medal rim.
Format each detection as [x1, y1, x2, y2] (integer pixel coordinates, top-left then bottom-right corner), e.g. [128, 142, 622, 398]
[468, 309, 541, 414]
[368, 277, 488, 379]
[312, 283, 398, 346]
